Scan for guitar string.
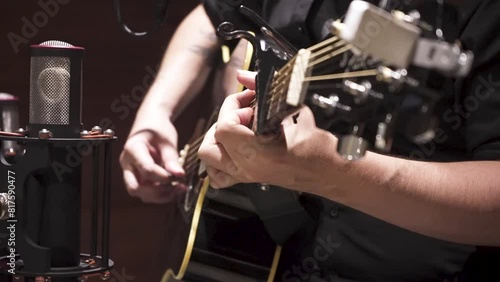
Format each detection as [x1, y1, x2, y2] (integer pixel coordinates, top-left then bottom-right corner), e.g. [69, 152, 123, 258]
[308, 40, 346, 60]
[267, 37, 349, 105]
[182, 36, 369, 169]
[307, 35, 340, 52]
[307, 44, 352, 68]
[265, 42, 355, 117]
[302, 69, 379, 82]
[271, 38, 346, 89]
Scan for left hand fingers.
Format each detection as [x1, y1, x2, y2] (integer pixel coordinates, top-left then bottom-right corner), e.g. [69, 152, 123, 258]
[217, 90, 255, 125]
[206, 166, 239, 188]
[198, 124, 243, 176]
[236, 70, 257, 90]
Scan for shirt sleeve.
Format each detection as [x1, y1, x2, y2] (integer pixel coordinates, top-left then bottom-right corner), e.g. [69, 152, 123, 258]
[201, 0, 264, 32]
[460, 0, 500, 160]
[462, 62, 500, 160]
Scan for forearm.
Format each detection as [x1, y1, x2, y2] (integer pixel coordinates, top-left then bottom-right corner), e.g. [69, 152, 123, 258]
[132, 5, 220, 132]
[316, 136, 500, 245]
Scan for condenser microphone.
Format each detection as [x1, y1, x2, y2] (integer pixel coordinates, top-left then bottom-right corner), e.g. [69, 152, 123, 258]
[29, 40, 84, 138]
[16, 40, 86, 282]
[0, 40, 114, 282]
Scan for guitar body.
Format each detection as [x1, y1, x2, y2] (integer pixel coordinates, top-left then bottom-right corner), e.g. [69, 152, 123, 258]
[161, 180, 281, 282]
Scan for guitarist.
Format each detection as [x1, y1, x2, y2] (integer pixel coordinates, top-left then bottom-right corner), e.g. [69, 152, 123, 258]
[122, 0, 500, 281]
[198, 0, 500, 281]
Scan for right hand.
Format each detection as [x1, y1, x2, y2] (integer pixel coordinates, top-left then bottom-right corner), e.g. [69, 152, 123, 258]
[120, 117, 185, 204]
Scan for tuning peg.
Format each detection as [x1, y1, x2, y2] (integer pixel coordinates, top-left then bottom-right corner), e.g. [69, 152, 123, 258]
[377, 66, 413, 91]
[392, 10, 421, 26]
[343, 80, 384, 104]
[310, 94, 351, 116]
[337, 134, 369, 161]
[374, 114, 394, 153]
[405, 104, 438, 144]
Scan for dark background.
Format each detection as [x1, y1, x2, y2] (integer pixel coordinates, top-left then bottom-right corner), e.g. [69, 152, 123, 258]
[0, 0, 204, 281]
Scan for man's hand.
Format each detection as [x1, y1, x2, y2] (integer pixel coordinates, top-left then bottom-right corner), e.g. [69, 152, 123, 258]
[120, 111, 185, 204]
[198, 71, 340, 192]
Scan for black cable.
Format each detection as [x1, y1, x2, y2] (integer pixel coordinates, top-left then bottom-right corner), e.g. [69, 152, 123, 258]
[113, 0, 170, 37]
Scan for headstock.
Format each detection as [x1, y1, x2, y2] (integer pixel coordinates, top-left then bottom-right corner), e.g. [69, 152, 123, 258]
[302, 0, 474, 159]
[215, 1, 474, 160]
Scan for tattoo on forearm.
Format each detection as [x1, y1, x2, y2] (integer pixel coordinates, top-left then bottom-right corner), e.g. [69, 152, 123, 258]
[187, 28, 219, 58]
[200, 27, 218, 43]
[188, 44, 215, 58]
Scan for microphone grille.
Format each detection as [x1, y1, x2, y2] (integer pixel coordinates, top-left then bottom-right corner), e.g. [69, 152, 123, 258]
[39, 40, 74, 48]
[29, 55, 71, 125]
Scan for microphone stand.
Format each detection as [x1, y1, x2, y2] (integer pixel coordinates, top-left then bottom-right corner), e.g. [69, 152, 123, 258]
[0, 129, 115, 282]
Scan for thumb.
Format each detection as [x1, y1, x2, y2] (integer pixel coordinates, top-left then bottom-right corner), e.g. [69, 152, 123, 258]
[160, 147, 185, 178]
[237, 70, 256, 90]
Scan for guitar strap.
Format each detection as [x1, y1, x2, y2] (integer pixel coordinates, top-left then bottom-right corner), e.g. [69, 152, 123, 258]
[243, 184, 311, 246]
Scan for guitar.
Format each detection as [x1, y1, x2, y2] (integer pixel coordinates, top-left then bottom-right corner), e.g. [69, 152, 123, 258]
[160, 35, 286, 282]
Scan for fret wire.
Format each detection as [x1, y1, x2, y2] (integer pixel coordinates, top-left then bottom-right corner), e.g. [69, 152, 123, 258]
[271, 62, 294, 94]
[268, 69, 293, 108]
[276, 80, 284, 114]
[271, 72, 291, 89]
[276, 59, 295, 76]
[268, 75, 292, 103]
[269, 78, 291, 98]
[270, 77, 290, 119]
[268, 82, 282, 119]
[307, 45, 353, 68]
[272, 60, 295, 87]
[302, 69, 378, 82]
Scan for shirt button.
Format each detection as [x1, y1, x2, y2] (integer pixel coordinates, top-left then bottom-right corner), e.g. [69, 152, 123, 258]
[329, 206, 339, 218]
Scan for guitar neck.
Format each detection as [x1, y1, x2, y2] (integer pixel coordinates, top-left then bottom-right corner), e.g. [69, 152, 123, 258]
[253, 49, 313, 136]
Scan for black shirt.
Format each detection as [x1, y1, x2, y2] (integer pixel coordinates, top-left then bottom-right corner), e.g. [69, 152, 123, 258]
[202, 0, 500, 281]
